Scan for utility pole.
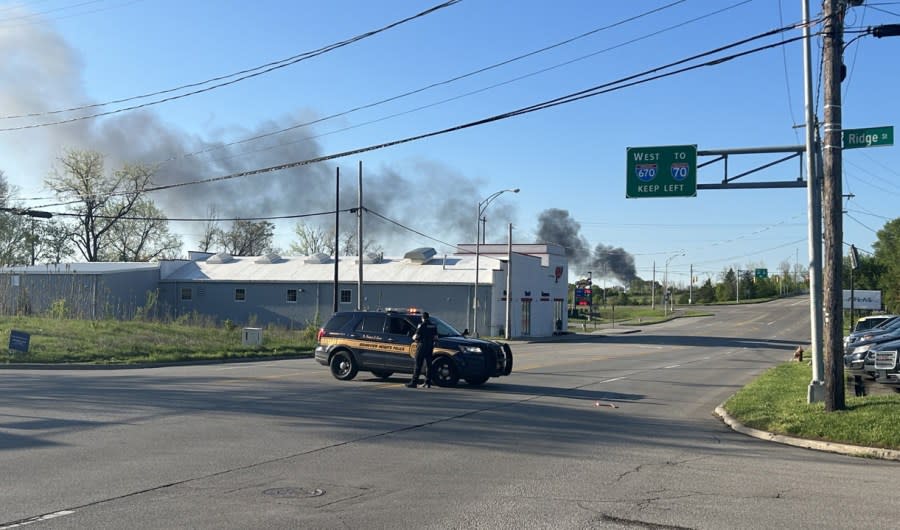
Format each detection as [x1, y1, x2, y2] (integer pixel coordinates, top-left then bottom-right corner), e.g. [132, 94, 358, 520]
[822, 0, 845, 411]
[651, 261, 656, 310]
[357, 161, 363, 311]
[333, 167, 340, 314]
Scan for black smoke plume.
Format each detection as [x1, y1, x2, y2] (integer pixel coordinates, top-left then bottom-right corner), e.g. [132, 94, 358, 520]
[535, 209, 637, 284]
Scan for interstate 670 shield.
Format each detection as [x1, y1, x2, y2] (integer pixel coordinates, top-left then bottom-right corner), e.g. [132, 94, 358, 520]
[626, 145, 697, 198]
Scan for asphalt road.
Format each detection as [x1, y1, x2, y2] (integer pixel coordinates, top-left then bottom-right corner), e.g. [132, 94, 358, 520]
[2, 296, 897, 529]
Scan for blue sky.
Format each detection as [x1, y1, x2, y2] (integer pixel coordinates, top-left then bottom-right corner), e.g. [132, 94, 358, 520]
[1, 0, 898, 287]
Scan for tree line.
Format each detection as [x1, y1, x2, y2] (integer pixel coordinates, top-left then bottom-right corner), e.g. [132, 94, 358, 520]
[0, 149, 376, 266]
[2, 150, 897, 314]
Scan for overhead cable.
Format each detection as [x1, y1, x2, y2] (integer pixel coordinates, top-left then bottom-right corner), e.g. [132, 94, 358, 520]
[0, 0, 461, 127]
[128, 26, 810, 196]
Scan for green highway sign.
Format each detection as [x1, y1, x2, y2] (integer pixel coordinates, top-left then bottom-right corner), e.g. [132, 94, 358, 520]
[755, 268, 768, 279]
[626, 144, 697, 198]
[843, 126, 893, 149]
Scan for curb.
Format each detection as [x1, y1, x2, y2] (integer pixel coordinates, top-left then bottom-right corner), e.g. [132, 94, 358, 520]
[714, 405, 900, 461]
[0, 353, 313, 370]
[509, 328, 642, 344]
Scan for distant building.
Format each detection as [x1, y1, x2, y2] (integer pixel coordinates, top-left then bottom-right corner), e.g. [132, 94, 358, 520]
[0, 244, 568, 338]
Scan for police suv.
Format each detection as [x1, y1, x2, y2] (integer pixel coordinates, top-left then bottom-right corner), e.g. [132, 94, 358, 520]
[314, 309, 513, 386]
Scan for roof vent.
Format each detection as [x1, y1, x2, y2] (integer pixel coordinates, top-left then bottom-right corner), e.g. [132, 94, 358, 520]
[404, 247, 436, 263]
[255, 253, 282, 264]
[207, 252, 233, 264]
[304, 253, 332, 264]
[358, 252, 384, 264]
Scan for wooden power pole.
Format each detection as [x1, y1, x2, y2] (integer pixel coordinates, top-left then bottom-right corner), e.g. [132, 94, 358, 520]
[822, 0, 845, 411]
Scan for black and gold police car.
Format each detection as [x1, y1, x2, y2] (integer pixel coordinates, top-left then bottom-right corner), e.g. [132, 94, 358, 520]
[314, 308, 513, 386]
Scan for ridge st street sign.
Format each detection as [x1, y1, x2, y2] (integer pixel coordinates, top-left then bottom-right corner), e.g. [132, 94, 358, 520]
[626, 145, 697, 198]
[842, 126, 893, 149]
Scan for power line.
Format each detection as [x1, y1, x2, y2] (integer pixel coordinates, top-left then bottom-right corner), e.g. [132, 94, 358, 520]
[0, 0, 461, 128]
[128, 24, 809, 198]
[1, 205, 350, 223]
[777, 0, 801, 139]
[167, 0, 752, 168]
[28, 20, 810, 215]
[366, 208, 512, 263]
[867, 5, 900, 17]
[156, 0, 704, 165]
[9, 0, 764, 204]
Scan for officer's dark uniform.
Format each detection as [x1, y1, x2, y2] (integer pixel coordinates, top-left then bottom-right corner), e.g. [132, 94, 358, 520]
[407, 313, 437, 388]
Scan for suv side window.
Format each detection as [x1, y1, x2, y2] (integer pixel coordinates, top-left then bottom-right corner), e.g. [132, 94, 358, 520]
[356, 315, 386, 333]
[324, 313, 353, 331]
[387, 316, 415, 336]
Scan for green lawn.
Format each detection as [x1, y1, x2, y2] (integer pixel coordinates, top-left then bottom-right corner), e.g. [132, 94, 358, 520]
[723, 362, 900, 450]
[2, 316, 317, 364]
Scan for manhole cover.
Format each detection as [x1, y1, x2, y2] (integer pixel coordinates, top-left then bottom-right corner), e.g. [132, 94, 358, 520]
[263, 487, 325, 498]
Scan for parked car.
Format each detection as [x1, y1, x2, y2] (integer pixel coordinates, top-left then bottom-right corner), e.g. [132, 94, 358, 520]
[844, 316, 900, 353]
[314, 308, 512, 387]
[870, 338, 900, 391]
[844, 349, 878, 379]
[850, 314, 897, 334]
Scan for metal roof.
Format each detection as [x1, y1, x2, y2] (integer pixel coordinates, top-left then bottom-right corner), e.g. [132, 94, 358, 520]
[161, 254, 499, 284]
[0, 262, 160, 275]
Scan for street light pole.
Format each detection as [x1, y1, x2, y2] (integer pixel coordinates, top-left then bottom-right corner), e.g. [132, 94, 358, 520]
[474, 188, 519, 336]
[664, 252, 684, 316]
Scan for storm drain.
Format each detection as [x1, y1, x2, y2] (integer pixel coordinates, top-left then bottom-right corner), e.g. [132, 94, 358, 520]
[263, 487, 326, 499]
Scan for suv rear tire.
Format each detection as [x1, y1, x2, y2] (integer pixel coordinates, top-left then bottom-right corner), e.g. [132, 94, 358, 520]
[330, 351, 358, 380]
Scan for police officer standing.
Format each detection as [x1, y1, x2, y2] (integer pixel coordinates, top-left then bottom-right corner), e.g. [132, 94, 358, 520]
[407, 312, 437, 388]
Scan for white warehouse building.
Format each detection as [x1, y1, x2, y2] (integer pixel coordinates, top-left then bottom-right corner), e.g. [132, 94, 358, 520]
[1, 243, 569, 338]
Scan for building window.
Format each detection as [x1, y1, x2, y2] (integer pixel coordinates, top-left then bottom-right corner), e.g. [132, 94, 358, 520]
[286, 289, 297, 303]
[340, 289, 352, 304]
[235, 288, 246, 302]
[180, 287, 192, 301]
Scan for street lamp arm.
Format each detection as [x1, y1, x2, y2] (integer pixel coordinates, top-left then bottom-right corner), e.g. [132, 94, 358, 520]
[474, 187, 520, 337]
[478, 188, 520, 215]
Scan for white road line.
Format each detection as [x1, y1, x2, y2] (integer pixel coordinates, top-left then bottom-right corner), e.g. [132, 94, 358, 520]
[598, 377, 625, 383]
[2, 511, 75, 529]
[664, 364, 680, 369]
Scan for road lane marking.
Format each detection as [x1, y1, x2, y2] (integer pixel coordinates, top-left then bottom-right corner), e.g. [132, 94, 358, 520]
[664, 364, 681, 369]
[2, 510, 75, 529]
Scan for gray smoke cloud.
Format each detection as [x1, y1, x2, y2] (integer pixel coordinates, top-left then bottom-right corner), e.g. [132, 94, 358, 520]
[589, 243, 637, 284]
[0, 9, 514, 256]
[534, 209, 590, 264]
[535, 208, 637, 284]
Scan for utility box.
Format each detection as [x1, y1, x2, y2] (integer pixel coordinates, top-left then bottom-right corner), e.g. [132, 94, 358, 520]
[242, 327, 263, 346]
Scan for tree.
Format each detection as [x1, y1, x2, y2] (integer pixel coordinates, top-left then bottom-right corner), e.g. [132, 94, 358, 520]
[290, 221, 331, 255]
[102, 200, 182, 261]
[716, 268, 736, 302]
[216, 219, 275, 256]
[288, 222, 383, 257]
[695, 278, 716, 304]
[197, 206, 220, 253]
[873, 218, 900, 313]
[0, 170, 31, 266]
[46, 150, 156, 262]
[33, 220, 76, 264]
